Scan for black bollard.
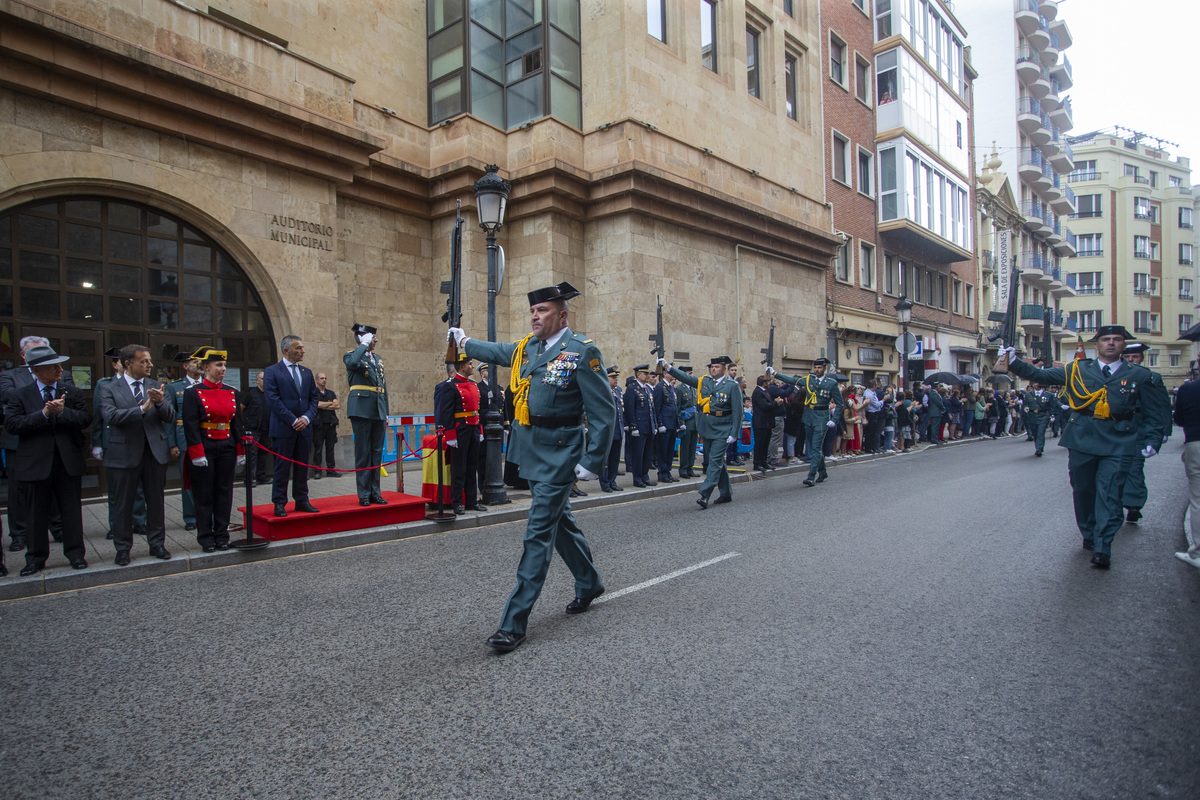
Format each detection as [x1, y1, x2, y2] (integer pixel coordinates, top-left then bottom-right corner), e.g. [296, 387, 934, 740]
[232, 436, 270, 550]
[426, 428, 455, 522]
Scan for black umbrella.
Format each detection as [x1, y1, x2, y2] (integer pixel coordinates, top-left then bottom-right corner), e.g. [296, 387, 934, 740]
[1180, 321, 1200, 342]
[958, 373, 982, 384]
[834, 373, 849, 382]
[985, 373, 1013, 384]
[924, 371, 961, 385]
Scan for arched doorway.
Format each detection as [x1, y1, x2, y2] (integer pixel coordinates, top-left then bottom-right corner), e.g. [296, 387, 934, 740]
[0, 196, 277, 498]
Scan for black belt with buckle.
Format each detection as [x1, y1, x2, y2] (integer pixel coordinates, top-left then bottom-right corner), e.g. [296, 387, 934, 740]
[529, 414, 583, 428]
[711, 410, 728, 417]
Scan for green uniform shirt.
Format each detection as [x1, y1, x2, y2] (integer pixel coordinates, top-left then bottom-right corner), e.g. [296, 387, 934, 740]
[343, 344, 389, 420]
[775, 372, 844, 426]
[1023, 389, 1053, 421]
[675, 382, 698, 431]
[164, 377, 194, 449]
[666, 366, 743, 440]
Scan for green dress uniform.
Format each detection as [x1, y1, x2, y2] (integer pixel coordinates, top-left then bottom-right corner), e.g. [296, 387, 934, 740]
[343, 336, 389, 503]
[667, 362, 743, 505]
[1121, 367, 1170, 517]
[1023, 388, 1054, 456]
[675, 379, 699, 477]
[775, 370, 844, 482]
[1008, 353, 1170, 561]
[465, 325, 615, 638]
[164, 375, 197, 527]
[92, 374, 147, 532]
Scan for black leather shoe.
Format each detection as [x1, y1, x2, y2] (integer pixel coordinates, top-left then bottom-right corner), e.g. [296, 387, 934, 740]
[1035, 451, 1043, 457]
[696, 495, 708, 510]
[294, 502, 320, 513]
[359, 499, 371, 507]
[105, 530, 113, 540]
[612, 485, 624, 492]
[311, 471, 323, 480]
[70, 558, 88, 570]
[633, 481, 646, 488]
[601, 486, 613, 492]
[202, 545, 217, 553]
[185, 523, 196, 531]
[802, 478, 815, 487]
[0, 562, 6, 577]
[114, 551, 131, 566]
[51, 530, 63, 542]
[1082, 538, 1094, 551]
[566, 587, 605, 615]
[467, 504, 488, 512]
[215, 542, 230, 551]
[645, 481, 657, 486]
[453, 504, 466, 516]
[370, 496, 388, 505]
[1091, 553, 1111, 569]
[133, 525, 147, 536]
[1126, 508, 1142, 523]
[8, 537, 25, 552]
[714, 495, 731, 505]
[150, 547, 171, 560]
[19, 562, 44, 577]
[273, 504, 288, 517]
[486, 629, 526, 652]
[816, 473, 828, 483]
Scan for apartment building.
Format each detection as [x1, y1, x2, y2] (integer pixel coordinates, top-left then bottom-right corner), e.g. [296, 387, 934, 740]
[955, 0, 1078, 367]
[1061, 130, 1195, 388]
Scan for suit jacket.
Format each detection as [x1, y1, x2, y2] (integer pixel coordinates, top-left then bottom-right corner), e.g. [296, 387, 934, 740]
[99, 376, 175, 467]
[653, 381, 679, 430]
[0, 365, 75, 451]
[464, 327, 614, 482]
[343, 344, 389, 420]
[751, 385, 775, 428]
[263, 359, 320, 439]
[3, 380, 91, 480]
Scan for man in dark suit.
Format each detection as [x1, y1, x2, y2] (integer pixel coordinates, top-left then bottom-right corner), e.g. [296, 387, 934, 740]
[99, 344, 175, 565]
[263, 334, 320, 517]
[93, 346, 147, 540]
[751, 374, 777, 473]
[238, 370, 271, 485]
[1, 335, 74, 552]
[475, 364, 499, 494]
[2, 344, 91, 575]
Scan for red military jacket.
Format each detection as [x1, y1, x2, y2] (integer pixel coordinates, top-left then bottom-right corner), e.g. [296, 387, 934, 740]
[183, 379, 245, 461]
[434, 373, 481, 447]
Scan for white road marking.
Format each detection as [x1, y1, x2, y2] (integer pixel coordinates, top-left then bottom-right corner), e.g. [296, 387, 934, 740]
[594, 552, 741, 604]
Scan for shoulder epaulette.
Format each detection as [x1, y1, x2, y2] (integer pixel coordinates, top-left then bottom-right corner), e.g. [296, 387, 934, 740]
[582, 338, 593, 343]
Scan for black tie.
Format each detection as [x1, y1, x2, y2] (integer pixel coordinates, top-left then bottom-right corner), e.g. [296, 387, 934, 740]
[1102, 365, 1111, 379]
[42, 385, 54, 402]
[536, 340, 545, 356]
[133, 381, 144, 404]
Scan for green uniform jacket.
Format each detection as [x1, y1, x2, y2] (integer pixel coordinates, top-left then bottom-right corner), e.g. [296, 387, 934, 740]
[343, 344, 389, 420]
[1009, 357, 1170, 456]
[666, 366, 743, 440]
[775, 372, 844, 425]
[927, 390, 945, 416]
[1023, 389, 1053, 421]
[465, 328, 615, 482]
[92, 375, 115, 449]
[164, 377, 193, 449]
[675, 382, 698, 431]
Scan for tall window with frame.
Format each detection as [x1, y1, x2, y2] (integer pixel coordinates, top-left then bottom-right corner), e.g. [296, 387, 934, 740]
[964, 284, 973, 317]
[879, 147, 898, 220]
[860, 244, 875, 289]
[876, 0, 892, 39]
[858, 149, 873, 196]
[647, 0, 665, 42]
[829, 34, 845, 85]
[855, 56, 870, 103]
[952, 278, 961, 313]
[784, 53, 798, 121]
[832, 133, 850, 185]
[1073, 193, 1102, 219]
[701, 0, 717, 72]
[836, 243, 851, 282]
[746, 26, 761, 97]
[884, 254, 897, 295]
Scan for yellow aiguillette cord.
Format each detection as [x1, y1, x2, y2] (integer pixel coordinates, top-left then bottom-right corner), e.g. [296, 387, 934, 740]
[509, 333, 537, 426]
[1067, 360, 1110, 419]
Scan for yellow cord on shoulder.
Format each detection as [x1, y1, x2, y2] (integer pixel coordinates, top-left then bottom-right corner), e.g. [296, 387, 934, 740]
[804, 375, 818, 408]
[696, 375, 712, 414]
[1067, 360, 1110, 419]
[509, 333, 538, 426]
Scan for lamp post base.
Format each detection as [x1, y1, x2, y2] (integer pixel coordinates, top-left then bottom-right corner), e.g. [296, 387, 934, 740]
[482, 405, 511, 506]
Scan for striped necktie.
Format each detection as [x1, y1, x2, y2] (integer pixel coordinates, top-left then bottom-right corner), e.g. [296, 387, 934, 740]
[133, 381, 144, 404]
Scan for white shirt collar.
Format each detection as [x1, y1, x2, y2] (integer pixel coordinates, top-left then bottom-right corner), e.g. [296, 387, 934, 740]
[123, 373, 144, 389]
[282, 357, 301, 369]
[540, 327, 568, 351]
[1096, 356, 1123, 373]
[36, 379, 57, 395]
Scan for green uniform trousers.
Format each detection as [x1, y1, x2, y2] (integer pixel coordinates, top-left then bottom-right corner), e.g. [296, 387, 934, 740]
[678, 429, 698, 474]
[698, 437, 732, 501]
[351, 417, 385, 501]
[1121, 456, 1147, 511]
[500, 478, 603, 636]
[1068, 450, 1133, 557]
[805, 419, 829, 481]
[1027, 417, 1047, 455]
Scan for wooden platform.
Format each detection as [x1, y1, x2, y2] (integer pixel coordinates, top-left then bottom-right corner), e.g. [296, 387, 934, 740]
[238, 491, 427, 541]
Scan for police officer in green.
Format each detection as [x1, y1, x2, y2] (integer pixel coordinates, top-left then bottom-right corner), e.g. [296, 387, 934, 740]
[660, 355, 743, 509]
[164, 351, 202, 530]
[343, 323, 390, 506]
[766, 357, 844, 486]
[91, 346, 146, 538]
[1120, 342, 1171, 523]
[999, 324, 1170, 569]
[675, 367, 699, 478]
[448, 282, 614, 653]
[1022, 377, 1054, 457]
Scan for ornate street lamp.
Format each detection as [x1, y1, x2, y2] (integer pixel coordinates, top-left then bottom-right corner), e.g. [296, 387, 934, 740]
[895, 295, 913, 391]
[472, 164, 512, 506]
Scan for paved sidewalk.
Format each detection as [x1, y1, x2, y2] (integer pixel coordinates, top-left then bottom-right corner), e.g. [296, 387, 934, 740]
[0, 434, 995, 601]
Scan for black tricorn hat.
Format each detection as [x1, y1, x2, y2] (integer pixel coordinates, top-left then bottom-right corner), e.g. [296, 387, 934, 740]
[172, 352, 195, 363]
[188, 346, 227, 363]
[679, 366, 693, 373]
[813, 357, 831, 367]
[709, 355, 734, 366]
[1089, 325, 1135, 342]
[351, 323, 377, 337]
[1123, 342, 1148, 354]
[527, 282, 581, 307]
[105, 346, 123, 359]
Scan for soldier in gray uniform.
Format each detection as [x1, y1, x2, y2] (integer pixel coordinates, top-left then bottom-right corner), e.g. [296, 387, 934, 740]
[768, 357, 844, 486]
[662, 356, 743, 509]
[343, 323, 390, 506]
[164, 351, 201, 530]
[449, 281, 614, 653]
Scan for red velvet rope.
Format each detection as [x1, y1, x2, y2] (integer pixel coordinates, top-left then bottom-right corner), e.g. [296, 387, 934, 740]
[240, 433, 439, 470]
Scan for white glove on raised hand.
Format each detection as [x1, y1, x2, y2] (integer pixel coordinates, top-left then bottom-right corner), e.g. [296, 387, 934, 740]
[1141, 445, 1157, 458]
[631, 429, 640, 437]
[191, 456, 209, 467]
[827, 420, 837, 429]
[91, 446, 103, 460]
[574, 463, 598, 481]
[998, 346, 1018, 364]
[656, 357, 671, 371]
[765, 366, 776, 377]
[726, 435, 737, 444]
[236, 455, 246, 466]
[359, 332, 374, 346]
[657, 426, 667, 433]
[447, 327, 468, 347]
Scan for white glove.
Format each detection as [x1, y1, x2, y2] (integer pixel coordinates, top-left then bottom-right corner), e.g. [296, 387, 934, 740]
[827, 420, 836, 429]
[236, 455, 246, 466]
[765, 366, 776, 377]
[358, 332, 374, 346]
[446, 439, 458, 448]
[726, 435, 736, 444]
[631, 429, 640, 437]
[623, 426, 630, 432]
[1141, 445, 1157, 458]
[998, 346, 1018, 363]
[574, 463, 598, 481]
[479, 433, 485, 442]
[447, 327, 468, 347]
[1061, 404, 1070, 410]
[91, 446, 103, 460]
[655, 357, 671, 371]
[657, 426, 667, 433]
[191, 456, 209, 467]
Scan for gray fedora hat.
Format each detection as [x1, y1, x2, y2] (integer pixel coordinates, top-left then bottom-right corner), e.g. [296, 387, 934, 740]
[25, 345, 69, 367]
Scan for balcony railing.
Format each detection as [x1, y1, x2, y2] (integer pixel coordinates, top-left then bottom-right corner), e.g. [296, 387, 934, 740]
[1016, 45, 1039, 67]
[1060, 142, 1073, 163]
[1068, 170, 1100, 182]
[1134, 175, 1150, 185]
[1076, 249, 1102, 257]
[1076, 285, 1103, 295]
[1064, 229, 1077, 249]
[1058, 54, 1072, 80]
[1064, 317, 1077, 332]
[1021, 304, 1048, 321]
[1181, 293, 1194, 301]
[1134, 250, 1151, 259]
[1182, 257, 1195, 266]
[1133, 287, 1152, 296]
[1065, 272, 1077, 289]
[1063, 185, 1075, 206]
[1021, 200, 1045, 219]
[1021, 147, 1044, 169]
[1134, 325, 1156, 334]
[1018, 96, 1042, 116]
[982, 250, 996, 271]
[1017, 0, 1039, 13]
[1069, 210, 1101, 219]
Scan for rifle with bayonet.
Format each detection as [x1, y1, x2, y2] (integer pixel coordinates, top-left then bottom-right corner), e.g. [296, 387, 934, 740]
[650, 295, 665, 375]
[441, 199, 464, 365]
[988, 266, 1021, 373]
[761, 318, 775, 378]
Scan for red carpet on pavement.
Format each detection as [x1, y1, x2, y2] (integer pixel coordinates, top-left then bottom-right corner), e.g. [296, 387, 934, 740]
[238, 492, 427, 541]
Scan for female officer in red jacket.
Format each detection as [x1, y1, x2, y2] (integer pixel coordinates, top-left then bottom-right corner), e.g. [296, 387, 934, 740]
[182, 347, 245, 552]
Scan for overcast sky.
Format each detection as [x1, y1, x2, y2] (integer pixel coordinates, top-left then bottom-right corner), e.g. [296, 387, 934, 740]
[1055, 0, 1199, 167]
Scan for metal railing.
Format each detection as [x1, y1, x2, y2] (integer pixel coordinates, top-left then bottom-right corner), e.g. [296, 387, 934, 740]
[1076, 286, 1103, 295]
[1181, 293, 1194, 301]
[1134, 175, 1150, 185]
[1021, 199, 1044, 219]
[1063, 185, 1075, 206]
[1064, 229, 1076, 249]
[1016, 45, 1040, 66]
[1017, 0, 1039, 12]
[1064, 272, 1077, 289]
[1075, 248, 1103, 257]
[981, 249, 996, 271]
[1018, 96, 1042, 116]
[1064, 317, 1077, 332]
[1056, 54, 1072, 80]
[1060, 142, 1073, 163]
[1068, 170, 1100, 183]
[1019, 252, 1045, 273]
[1020, 147, 1044, 169]
[1021, 304, 1047, 321]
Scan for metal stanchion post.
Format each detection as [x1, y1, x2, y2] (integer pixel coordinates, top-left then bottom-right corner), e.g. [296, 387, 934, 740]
[232, 436, 269, 550]
[426, 428, 456, 522]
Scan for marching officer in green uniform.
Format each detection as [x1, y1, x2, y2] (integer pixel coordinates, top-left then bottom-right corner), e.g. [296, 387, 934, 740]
[164, 351, 202, 530]
[1000, 325, 1170, 569]
[661, 356, 743, 509]
[1120, 342, 1171, 523]
[92, 346, 146, 539]
[1022, 377, 1054, 457]
[675, 367, 699, 478]
[344, 323, 390, 506]
[767, 357, 844, 486]
[448, 282, 615, 653]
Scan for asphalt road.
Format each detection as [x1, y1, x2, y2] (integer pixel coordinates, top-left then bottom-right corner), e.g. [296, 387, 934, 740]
[2, 436, 1197, 800]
